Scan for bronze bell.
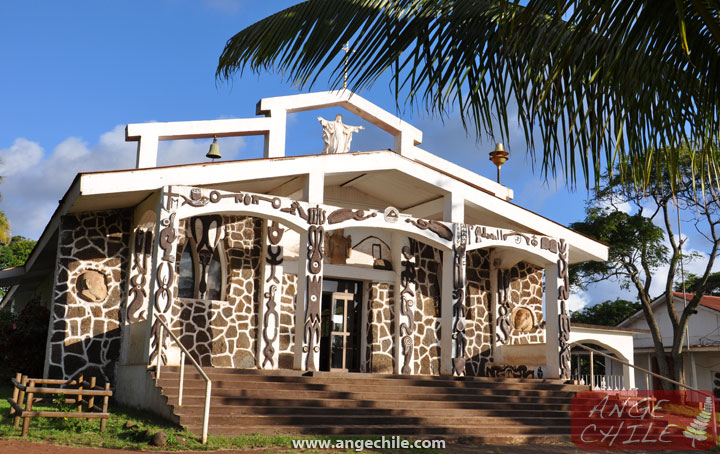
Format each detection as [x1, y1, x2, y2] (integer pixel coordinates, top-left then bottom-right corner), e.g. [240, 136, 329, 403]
[206, 136, 221, 160]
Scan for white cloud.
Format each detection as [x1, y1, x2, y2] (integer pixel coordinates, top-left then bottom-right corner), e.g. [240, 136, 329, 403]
[0, 125, 247, 239]
[567, 291, 591, 315]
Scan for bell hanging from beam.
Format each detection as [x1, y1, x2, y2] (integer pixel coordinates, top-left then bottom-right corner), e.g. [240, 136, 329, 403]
[206, 136, 221, 161]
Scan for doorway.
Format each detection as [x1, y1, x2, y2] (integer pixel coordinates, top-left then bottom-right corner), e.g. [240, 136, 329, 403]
[319, 279, 363, 372]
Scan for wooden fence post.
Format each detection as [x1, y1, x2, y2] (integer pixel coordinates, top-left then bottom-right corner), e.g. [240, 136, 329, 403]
[14, 375, 27, 428]
[100, 383, 110, 433]
[87, 377, 96, 422]
[21, 380, 34, 437]
[9, 373, 20, 418]
[76, 374, 84, 412]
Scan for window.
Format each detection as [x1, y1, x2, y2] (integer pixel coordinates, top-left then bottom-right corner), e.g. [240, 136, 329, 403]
[177, 216, 226, 301]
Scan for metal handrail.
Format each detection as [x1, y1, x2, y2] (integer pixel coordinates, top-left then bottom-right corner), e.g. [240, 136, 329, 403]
[155, 316, 212, 444]
[572, 342, 699, 392]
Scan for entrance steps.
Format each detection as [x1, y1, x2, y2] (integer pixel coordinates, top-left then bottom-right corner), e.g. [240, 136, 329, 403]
[153, 367, 588, 444]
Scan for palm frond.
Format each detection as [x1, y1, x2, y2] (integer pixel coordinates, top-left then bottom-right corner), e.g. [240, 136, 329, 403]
[217, 0, 720, 190]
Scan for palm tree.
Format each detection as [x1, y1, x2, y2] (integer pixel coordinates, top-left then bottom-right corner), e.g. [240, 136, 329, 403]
[0, 211, 10, 245]
[216, 0, 720, 190]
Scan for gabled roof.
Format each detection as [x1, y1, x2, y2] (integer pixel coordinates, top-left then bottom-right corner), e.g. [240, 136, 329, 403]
[673, 292, 720, 312]
[618, 292, 720, 328]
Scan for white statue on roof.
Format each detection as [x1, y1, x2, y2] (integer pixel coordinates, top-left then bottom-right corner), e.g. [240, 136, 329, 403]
[317, 114, 364, 154]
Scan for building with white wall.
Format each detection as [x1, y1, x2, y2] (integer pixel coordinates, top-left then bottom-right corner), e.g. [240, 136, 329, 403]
[0, 91, 609, 403]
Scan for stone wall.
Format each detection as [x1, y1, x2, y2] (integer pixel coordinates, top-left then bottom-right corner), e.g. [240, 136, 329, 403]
[170, 215, 261, 368]
[465, 249, 493, 376]
[507, 261, 544, 345]
[47, 210, 131, 384]
[413, 242, 441, 375]
[366, 282, 394, 373]
[277, 272, 297, 369]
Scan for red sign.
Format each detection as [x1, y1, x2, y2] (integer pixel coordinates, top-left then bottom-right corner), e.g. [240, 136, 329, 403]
[571, 390, 717, 450]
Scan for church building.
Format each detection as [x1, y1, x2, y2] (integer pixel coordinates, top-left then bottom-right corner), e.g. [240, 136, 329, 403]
[0, 91, 609, 421]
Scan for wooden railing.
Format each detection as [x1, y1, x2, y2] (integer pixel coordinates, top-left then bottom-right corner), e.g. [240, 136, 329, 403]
[7, 373, 112, 437]
[155, 316, 212, 444]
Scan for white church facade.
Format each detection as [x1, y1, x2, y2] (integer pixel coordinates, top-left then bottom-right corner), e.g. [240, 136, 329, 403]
[0, 91, 609, 406]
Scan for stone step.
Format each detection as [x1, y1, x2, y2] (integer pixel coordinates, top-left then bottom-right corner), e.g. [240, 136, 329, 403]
[156, 369, 587, 391]
[183, 423, 570, 437]
[163, 394, 574, 411]
[161, 387, 575, 404]
[177, 413, 572, 427]
[172, 404, 573, 419]
[156, 377, 581, 397]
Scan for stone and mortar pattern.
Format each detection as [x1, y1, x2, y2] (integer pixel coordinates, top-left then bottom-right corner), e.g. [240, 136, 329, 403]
[366, 282, 394, 373]
[465, 249, 493, 376]
[277, 272, 297, 369]
[413, 242, 442, 375]
[48, 210, 131, 384]
[507, 261, 545, 345]
[171, 215, 262, 368]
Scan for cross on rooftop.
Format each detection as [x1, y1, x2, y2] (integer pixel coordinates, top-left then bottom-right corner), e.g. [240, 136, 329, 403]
[342, 41, 355, 89]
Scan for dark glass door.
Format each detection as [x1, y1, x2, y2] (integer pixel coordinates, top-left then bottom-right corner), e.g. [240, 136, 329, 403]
[319, 279, 362, 372]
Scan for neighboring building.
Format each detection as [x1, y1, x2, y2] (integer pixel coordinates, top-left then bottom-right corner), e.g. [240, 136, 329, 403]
[619, 292, 720, 394]
[0, 91, 608, 412]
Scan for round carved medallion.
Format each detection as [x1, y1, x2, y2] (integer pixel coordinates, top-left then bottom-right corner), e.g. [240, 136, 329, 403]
[77, 270, 108, 302]
[511, 307, 534, 333]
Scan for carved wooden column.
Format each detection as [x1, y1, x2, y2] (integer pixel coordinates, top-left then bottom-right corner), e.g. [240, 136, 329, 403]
[257, 220, 284, 369]
[544, 239, 571, 379]
[451, 224, 468, 376]
[393, 234, 417, 375]
[146, 196, 179, 366]
[301, 207, 326, 371]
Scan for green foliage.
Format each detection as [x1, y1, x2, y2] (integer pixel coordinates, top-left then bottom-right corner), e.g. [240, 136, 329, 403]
[570, 298, 642, 327]
[676, 272, 720, 296]
[0, 236, 36, 269]
[570, 207, 668, 290]
[216, 0, 720, 190]
[0, 301, 49, 381]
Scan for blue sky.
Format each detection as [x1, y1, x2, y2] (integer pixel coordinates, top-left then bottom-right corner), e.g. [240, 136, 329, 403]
[0, 1, 714, 312]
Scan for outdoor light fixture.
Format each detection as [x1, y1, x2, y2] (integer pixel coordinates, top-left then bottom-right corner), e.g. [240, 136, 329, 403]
[489, 142, 509, 184]
[206, 136, 221, 161]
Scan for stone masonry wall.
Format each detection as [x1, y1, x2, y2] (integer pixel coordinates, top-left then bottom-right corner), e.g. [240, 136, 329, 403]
[508, 261, 544, 345]
[413, 242, 441, 375]
[47, 210, 131, 384]
[366, 283, 394, 373]
[465, 249, 493, 376]
[277, 272, 297, 369]
[170, 215, 261, 368]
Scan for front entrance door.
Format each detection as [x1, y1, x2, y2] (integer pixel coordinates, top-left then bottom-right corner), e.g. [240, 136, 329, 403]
[320, 279, 362, 372]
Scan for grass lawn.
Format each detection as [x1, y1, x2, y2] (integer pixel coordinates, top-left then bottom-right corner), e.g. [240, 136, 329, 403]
[0, 384, 444, 453]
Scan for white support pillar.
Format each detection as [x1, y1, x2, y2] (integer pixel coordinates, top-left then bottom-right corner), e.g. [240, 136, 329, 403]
[440, 193, 464, 376]
[393, 233, 417, 374]
[392, 233, 403, 374]
[145, 191, 180, 366]
[544, 263, 560, 379]
[294, 172, 325, 370]
[263, 109, 287, 158]
[489, 250, 498, 361]
[136, 135, 159, 168]
[257, 220, 284, 369]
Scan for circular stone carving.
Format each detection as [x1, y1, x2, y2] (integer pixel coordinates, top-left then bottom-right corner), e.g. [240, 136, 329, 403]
[511, 307, 534, 333]
[76, 270, 108, 302]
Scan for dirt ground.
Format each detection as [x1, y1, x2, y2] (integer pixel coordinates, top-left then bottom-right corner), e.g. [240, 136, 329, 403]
[0, 440, 716, 454]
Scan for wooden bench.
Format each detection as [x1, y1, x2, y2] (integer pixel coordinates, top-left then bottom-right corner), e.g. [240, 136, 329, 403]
[7, 373, 112, 437]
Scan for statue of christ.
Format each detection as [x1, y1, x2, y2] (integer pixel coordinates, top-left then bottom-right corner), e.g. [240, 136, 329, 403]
[317, 114, 364, 154]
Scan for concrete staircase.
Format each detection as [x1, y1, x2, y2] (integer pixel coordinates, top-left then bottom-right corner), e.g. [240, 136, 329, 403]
[154, 367, 588, 444]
